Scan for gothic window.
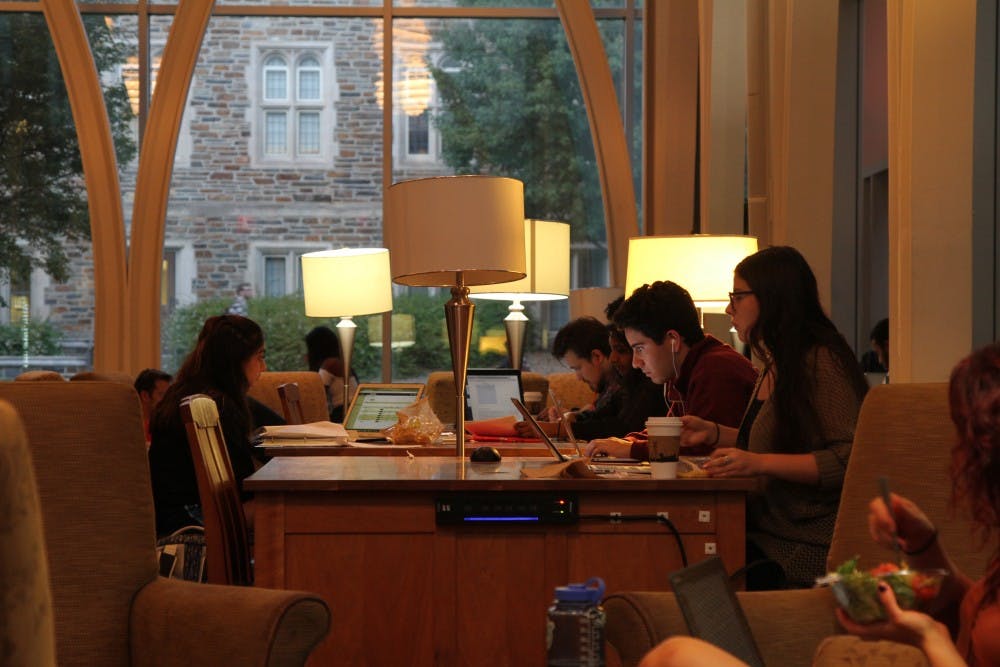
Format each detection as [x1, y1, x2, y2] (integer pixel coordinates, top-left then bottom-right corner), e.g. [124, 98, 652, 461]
[254, 48, 334, 165]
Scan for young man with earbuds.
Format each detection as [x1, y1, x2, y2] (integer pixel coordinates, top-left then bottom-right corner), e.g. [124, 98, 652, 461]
[585, 280, 757, 459]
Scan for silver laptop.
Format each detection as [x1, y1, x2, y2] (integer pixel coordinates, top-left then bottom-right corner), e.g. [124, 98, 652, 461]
[510, 398, 649, 474]
[343, 383, 424, 434]
[465, 369, 523, 420]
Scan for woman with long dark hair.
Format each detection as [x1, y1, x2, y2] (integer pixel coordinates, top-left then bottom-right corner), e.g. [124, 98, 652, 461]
[148, 315, 268, 536]
[682, 246, 869, 588]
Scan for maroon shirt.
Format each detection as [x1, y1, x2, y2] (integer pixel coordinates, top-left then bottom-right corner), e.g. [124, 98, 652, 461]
[630, 334, 757, 458]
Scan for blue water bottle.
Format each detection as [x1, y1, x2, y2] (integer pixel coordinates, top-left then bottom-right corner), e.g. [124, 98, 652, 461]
[546, 577, 606, 666]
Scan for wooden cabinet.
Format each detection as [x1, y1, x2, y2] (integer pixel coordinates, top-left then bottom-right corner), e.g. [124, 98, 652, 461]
[248, 457, 752, 667]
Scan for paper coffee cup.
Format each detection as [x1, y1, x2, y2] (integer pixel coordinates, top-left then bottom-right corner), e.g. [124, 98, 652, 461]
[650, 461, 678, 479]
[524, 391, 544, 412]
[646, 416, 682, 466]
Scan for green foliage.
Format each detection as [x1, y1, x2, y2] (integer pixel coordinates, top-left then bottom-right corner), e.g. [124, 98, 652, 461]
[428, 16, 612, 244]
[162, 292, 513, 380]
[0, 14, 137, 291]
[0, 319, 63, 355]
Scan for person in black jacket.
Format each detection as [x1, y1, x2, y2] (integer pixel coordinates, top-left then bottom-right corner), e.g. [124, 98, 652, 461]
[148, 315, 271, 537]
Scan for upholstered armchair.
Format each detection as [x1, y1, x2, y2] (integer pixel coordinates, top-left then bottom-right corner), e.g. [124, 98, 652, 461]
[0, 382, 330, 666]
[604, 383, 992, 667]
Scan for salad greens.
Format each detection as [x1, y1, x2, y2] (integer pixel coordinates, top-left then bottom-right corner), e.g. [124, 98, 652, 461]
[827, 556, 942, 624]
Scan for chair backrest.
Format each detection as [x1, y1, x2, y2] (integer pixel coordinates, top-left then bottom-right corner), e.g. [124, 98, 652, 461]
[546, 371, 596, 412]
[247, 371, 328, 423]
[277, 382, 304, 424]
[828, 382, 991, 579]
[0, 382, 156, 666]
[180, 394, 253, 586]
[69, 370, 135, 385]
[14, 370, 66, 381]
[425, 370, 549, 424]
[0, 400, 56, 667]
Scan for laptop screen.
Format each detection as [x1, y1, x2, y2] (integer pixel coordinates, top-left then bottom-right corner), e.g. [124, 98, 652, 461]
[465, 369, 523, 420]
[343, 384, 424, 432]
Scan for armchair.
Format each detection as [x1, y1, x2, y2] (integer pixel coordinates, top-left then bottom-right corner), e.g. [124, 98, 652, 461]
[604, 383, 992, 667]
[0, 381, 330, 666]
[248, 371, 328, 423]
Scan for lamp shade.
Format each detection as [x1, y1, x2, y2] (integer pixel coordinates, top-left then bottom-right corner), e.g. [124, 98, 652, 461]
[301, 248, 393, 317]
[384, 176, 527, 287]
[569, 286, 625, 322]
[470, 219, 570, 301]
[624, 235, 758, 309]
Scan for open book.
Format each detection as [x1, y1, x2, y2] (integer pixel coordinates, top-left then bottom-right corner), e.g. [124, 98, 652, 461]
[254, 421, 350, 445]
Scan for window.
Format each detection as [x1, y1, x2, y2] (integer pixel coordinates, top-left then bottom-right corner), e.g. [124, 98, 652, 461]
[250, 243, 329, 297]
[253, 47, 335, 165]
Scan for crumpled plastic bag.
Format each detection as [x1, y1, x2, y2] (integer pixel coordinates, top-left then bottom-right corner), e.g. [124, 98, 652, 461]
[382, 397, 444, 445]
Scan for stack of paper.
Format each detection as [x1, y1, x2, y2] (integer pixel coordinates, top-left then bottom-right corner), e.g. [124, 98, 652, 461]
[254, 421, 350, 445]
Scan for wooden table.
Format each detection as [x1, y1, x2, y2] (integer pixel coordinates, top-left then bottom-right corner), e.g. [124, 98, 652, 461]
[247, 456, 754, 667]
[257, 439, 576, 458]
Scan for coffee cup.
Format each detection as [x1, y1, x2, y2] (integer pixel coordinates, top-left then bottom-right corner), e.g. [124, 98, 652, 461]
[524, 391, 544, 414]
[646, 416, 682, 479]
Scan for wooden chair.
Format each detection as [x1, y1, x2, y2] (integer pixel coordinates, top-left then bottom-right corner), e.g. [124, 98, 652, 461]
[277, 382, 304, 424]
[0, 381, 329, 666]
[604, 383, 992, 667]
[0, 400, 56, 666]
[247, 371, 328, 422]
[180, 394, 253, 587]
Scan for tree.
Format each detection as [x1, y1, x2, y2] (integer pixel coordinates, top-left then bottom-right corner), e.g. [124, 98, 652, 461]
[429, 15, 616, 245]
[0, 14, 136, 293]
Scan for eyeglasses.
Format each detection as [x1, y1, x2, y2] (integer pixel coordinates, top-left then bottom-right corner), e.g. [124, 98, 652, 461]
[728, 290, 754, 306]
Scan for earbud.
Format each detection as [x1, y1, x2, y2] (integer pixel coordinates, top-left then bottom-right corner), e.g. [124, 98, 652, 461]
[671, 336, 679, 353]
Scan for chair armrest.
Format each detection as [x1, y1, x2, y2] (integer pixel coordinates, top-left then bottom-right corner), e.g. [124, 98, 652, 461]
[130, 577, 330, 667]
[605, 588, 840, 667]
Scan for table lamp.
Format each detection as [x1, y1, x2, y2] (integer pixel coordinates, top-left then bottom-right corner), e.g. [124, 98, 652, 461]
[385, 176, 525, 458]
[624, 234, 758, 324]
[470, 219, 570, 370]
[569, 286, 625, 322]
[301, 248, 393, 414]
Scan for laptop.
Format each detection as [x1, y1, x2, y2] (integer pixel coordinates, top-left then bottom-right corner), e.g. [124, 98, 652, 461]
[510, 397, 649, 474]
[668, 556, 765, 667]
[464, 369, 523, 421]
[343, 383, 425, 434]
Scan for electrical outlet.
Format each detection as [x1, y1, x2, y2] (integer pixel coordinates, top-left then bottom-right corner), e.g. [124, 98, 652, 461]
[698, 510, 711, 523]
[704, 542, 717, 554]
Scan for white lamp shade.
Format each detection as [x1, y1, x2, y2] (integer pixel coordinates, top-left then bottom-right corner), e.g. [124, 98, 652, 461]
[301, 248, 393, 317]
[470, 219, 570, 301]
[569, 286, 625, 322]
[384, 175, 527, 287]
[624, 235, 758, 310]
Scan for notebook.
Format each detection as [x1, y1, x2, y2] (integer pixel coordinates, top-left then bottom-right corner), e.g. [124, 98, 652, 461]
[464, 369, 523, 421]
[510, 397, 649, 474]
[668, 556, 765, 667]
[343, 383, 425, 434]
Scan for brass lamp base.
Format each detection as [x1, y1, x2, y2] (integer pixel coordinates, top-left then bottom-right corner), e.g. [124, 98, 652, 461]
[504, 300, 528, 370]
[444, 279, 474, 458]
[335, 316, 356, 419]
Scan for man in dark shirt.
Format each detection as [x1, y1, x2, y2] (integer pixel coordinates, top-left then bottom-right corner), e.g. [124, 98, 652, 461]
[515, 315, 664, 440]
[587, 280, 757, 458]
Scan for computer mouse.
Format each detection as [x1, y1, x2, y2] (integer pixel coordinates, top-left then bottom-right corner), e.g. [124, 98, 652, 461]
[470, 446, 502, 463]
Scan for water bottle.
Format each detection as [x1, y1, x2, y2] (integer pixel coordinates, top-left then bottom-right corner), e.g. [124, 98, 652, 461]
[546, 576, 606, 666]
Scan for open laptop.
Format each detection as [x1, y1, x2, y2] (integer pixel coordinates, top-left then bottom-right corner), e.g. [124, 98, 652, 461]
[464, 369, 523, 421]
[668, 556, 765, 667]
[343, 383, 425, 435]
[510, 397, 649, 474]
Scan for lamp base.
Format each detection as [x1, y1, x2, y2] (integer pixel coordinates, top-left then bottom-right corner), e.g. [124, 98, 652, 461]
[444, 282, 475, 458]
[335, 317, 356, 420]
[504, 300, 528, 370]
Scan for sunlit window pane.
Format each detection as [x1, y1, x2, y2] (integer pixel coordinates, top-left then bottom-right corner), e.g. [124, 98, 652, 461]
[263, 257, 285, 297]
[298, 59, 320, 100]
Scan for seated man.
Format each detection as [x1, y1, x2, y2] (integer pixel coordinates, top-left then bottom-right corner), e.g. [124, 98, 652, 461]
[134, 368, 172, 445]
[587, 280, 757, 459]
[516, 315, 662, 440]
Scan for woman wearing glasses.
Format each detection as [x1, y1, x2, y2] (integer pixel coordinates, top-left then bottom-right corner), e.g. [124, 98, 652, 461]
[683, 245, 869, 589]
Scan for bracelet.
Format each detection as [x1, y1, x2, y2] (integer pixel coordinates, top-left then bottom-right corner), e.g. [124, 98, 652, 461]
[709, 422, 720, 447]
[903, 527, 939, 556]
